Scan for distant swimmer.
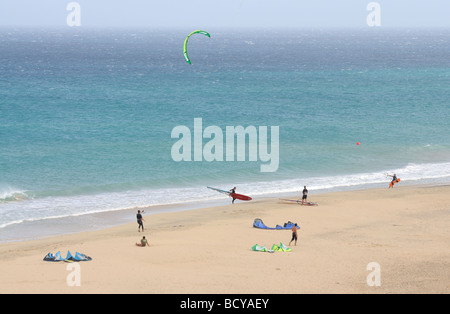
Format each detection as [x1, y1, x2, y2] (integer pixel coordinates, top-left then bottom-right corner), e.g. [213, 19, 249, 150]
[229, 187, 237, 204]
[137, 210, 145, 232]
[302, 186, 308, 204]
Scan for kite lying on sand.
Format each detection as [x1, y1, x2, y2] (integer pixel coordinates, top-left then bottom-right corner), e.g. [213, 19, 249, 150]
[252, 243, 292, 253]
[43, 251, 92, 262]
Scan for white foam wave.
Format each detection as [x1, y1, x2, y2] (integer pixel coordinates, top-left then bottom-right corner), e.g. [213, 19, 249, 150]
[0, 185, 30, 202]
[0, 186, 226, 230]
[242, 161, 450, 196]
[1, 161, 450, 231]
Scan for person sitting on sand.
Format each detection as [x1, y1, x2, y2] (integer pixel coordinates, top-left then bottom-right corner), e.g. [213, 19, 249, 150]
[289, 223, 298, 246]
[136, 236, 149, 247]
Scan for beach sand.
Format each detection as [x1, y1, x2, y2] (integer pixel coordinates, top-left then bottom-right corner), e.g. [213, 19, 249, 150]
[0, 185, 449, 294]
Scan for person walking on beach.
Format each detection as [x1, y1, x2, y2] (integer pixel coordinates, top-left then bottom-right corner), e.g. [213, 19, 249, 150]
[289, 223, 298, 246]
[302, 186, 308, 204]
[230, 187, 237, 204]
[137, 210, 145, 232]
[136, 236, 149, 247]
[388, 174, 398, 189]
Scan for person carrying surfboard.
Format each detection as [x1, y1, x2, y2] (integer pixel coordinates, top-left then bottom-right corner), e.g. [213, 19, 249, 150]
[229, 187, 237, 204]
[207, 186, 252, 202]
[388, 174, 398, 189]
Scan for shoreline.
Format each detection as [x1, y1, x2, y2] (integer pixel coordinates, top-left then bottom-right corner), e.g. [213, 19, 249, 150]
[0, 198, 230, 244]
[1, 184, 449, 293]
[1, 181, 449, 244]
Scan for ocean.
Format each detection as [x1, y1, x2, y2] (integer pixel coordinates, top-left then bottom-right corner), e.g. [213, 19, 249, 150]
[1, 27, 449, 241]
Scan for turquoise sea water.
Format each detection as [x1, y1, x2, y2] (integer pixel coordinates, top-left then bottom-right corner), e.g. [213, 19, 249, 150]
[1, 28, 449, 241]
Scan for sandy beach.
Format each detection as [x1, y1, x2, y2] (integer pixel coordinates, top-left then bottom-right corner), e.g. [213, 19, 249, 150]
[0, 185, 449, 294]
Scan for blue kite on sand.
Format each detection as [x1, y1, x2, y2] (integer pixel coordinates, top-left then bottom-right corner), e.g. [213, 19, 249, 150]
[253, 218, 300, 230]
[43, 251, 92, 262]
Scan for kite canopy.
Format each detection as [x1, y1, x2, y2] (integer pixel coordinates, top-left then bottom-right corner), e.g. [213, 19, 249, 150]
[183, 30, 211, 64]
[251, 244, 272, 253]
[43, 251, 92, 262]
[271, 243, 292, 252]
[43, 251, 65, 262]
[253, 218, 299, 230]
[252, 243, 291, 253]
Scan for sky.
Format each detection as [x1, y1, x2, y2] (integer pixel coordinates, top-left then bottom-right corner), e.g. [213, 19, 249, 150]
[0, 0, 449, 28]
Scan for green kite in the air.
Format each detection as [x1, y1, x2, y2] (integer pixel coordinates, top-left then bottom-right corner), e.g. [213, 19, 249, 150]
[183, 30, 211, 64]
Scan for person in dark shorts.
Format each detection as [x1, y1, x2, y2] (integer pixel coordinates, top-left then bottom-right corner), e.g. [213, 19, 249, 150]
[302, 186, 308, 204]
[137, 210, 145, 232]
[289, 223, 298, 246]
[230, 187, 237, 204]
[388, 174, 398, 188]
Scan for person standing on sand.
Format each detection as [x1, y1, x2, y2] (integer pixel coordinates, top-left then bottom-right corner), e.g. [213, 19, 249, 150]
[289, 223, 298, 246]
[137, 210, 145, 232]
[302, 186, 308, 204]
